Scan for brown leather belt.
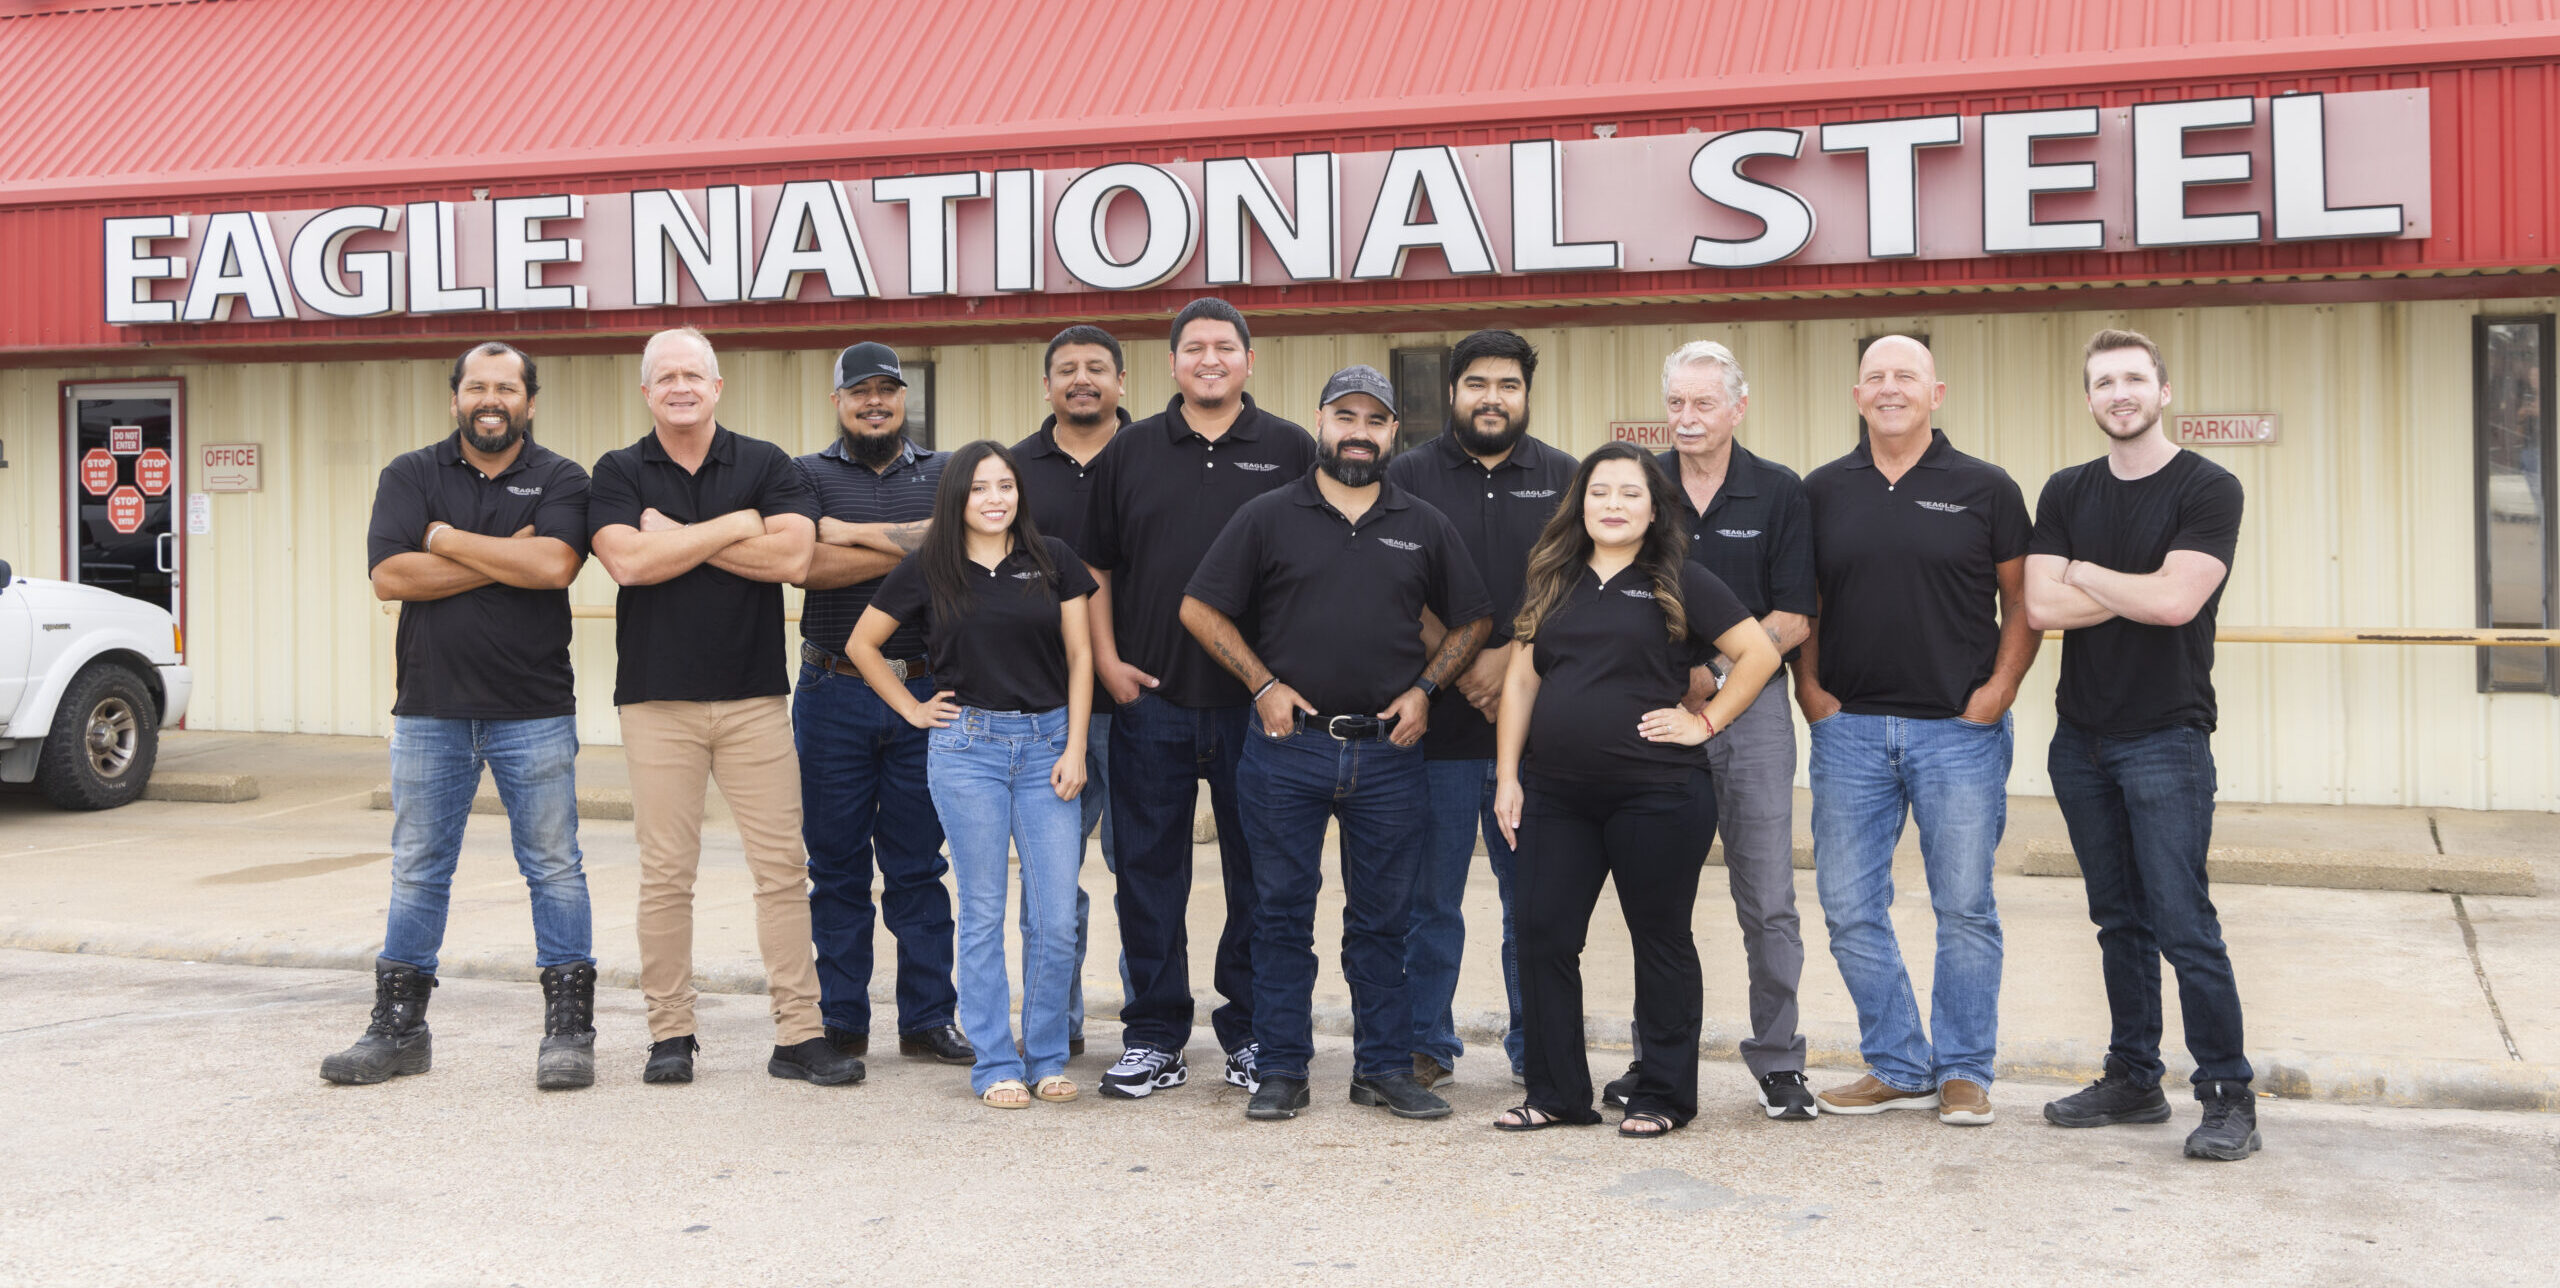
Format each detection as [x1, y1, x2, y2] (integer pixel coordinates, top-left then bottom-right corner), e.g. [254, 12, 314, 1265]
[801, 642, 927, 681]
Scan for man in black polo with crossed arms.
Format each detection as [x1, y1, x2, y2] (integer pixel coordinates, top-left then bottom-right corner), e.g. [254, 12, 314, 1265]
[1182, 364, 1492, 1121]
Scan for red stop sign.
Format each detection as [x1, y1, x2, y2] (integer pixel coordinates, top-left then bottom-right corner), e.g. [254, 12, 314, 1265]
[80, 448, 117, 496]
[135, 447, 173, 496]
[106, 486, 145, 534]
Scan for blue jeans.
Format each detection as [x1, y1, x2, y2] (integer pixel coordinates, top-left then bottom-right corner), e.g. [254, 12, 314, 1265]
[930, 707, 1083, 1094]
[1810, 711, 2010, 1091]
[1238, 722, 1427, 1082]
[1409, 758, 1522, 1074]
[2048, 720, 2252, 1088]
[1108, 692, 1256, 1055]
[1042, 709, 1126, 1039]
[382, 715, 590, 975]
[794, 663, 956, 1036]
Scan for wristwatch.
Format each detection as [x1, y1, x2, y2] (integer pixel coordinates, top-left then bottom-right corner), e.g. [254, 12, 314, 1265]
[1414, 677, 1439, 698]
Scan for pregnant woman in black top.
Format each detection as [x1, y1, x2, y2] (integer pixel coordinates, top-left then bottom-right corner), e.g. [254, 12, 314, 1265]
[1491, 442, 1780, 1136]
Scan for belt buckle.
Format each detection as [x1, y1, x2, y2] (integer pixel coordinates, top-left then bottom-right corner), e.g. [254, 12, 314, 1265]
[1324, 715, 1360, 741]
[885, 657, 911, 681]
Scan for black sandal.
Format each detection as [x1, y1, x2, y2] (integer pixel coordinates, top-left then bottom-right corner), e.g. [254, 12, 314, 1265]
[1619, 1110, 1676, 1138]
[1494, 1104, 1568, 1132]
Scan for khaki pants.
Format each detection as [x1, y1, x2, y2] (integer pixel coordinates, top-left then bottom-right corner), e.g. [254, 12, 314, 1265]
[620, 697, 824, 1046]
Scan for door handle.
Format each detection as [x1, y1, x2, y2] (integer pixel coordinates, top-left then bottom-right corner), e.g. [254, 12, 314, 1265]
[156, 531, 176, 574]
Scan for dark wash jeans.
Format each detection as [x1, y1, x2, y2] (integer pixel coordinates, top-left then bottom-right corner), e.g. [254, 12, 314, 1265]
[793, 662, 957, 1036]
[1106, 691, 1256, 1056]
[2048, 719, 2252, 1088]
[1238, 721, 1428, 1083]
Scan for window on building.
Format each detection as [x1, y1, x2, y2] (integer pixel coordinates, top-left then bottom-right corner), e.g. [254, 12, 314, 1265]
[901, 360, 938, 449]
[1391, 346, 1451, 455]
[2474, 315, 2557, 693]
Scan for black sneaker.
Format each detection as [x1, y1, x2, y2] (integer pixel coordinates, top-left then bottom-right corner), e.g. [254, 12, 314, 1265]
[1350, 1072, 1453, 1120]
[825, 1027, 869, 1057]
[1247, 1075, 1311, 1121]
[1757, 1070, 1820, 1121]
[2045, 1066, 2173, 1128]
[1602, 1061, 1640, 1110]
[769, 1038, 866, 1086]
[1224, 1042, 1263, 1092]
[2185, 1080, 2262, 1161]
[1099, 1047, 1188, 1099]
[643, 1035, 698, 1084]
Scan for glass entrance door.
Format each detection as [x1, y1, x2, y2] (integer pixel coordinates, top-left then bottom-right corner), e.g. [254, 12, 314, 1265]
[61, 381, 184, 637]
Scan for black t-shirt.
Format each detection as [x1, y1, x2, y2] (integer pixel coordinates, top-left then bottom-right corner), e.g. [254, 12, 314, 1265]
[1656, 444, 1818, 626]
[366, 433, 590, 719]
[1386, 430, 1577, 760]
[1184, 474, 1491, 716]
[795, 437, 943, 661]
[1804, 429, 2031, 719]
[870, 536, 1098, 713]
[588, 425, 820, 706]
[1012, 410, 1129, 554]
[1525, 561, 1752, 784]
[1078, 393, 1317, 708]
[2028, 450, 2242, 734]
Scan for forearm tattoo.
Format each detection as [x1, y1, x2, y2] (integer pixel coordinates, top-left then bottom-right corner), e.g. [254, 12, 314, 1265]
[883, 520, 928, 553]
[1421, 619, 1488, 689]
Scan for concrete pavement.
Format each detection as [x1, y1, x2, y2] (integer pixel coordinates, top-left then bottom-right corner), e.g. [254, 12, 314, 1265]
[0, 729, 2554, 1112]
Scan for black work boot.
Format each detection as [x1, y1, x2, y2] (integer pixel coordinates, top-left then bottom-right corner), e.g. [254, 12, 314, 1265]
[319, 958, 436, 1085]
[644, 1035, 699, 1084]
[536, 963, 598, 1091]
[2185, 1079, 2263, 1161]
[2043, 1059, 2172, 1128]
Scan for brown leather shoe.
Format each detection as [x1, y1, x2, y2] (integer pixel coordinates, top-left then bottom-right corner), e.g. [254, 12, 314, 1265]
[1412, 1053, 1454, 1090]
[1816, 1073, 1941, 1115]
[1938, 1079, 1995, 1125]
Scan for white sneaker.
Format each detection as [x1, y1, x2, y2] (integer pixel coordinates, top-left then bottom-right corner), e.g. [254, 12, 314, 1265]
[1098, 1047, 1187, 1099]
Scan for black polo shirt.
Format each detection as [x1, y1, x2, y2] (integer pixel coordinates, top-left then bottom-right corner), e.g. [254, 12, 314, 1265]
[870, 536, 1099, 713]
[1078, 393, 1317, 708]
[1803, 429, 2031, 720]
[366, 433, 590, 719]
[796, 436, 944, 661]
[2028, 450, 2242, 734]
[1525, 561, 1752, 785]
[1656, 443, 1818, 626]
[1012, 408, 1129, 554]
[1184, 473, 1491, 716]
[588, 425, 820, 706]
[1386, 430, 1578, 760]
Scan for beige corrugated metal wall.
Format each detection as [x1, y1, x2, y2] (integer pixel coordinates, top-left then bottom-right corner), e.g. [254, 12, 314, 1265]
[4, 296, 2553, 809]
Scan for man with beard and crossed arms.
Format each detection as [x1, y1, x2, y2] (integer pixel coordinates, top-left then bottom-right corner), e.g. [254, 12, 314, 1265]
[1182, 365, 1492, 1121]
[1011, 324, 1133, 1056]
[1384, 329, 1575, 1091]
[790, 341, 972, 1069]
[331, 341, 597, 1090]
[1079, 298, 1315, 1100]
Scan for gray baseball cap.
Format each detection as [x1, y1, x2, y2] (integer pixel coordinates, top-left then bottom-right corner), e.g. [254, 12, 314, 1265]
[1318, 364, 1397, 416]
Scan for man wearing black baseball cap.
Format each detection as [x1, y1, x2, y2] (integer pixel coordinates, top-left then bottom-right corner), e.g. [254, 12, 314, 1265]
[1180, 364, 1492, 1121]
[789, 340, 972, 1069]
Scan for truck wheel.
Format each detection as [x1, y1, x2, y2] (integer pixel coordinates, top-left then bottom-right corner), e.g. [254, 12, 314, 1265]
[35, 663, 159, 810]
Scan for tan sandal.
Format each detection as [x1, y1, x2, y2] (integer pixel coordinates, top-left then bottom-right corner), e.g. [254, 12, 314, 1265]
[1034, 1075, 1079, 1103]
[980, 1079, 1031, 1109]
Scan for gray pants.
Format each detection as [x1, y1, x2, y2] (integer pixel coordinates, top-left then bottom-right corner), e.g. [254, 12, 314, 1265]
[1701, 676, 1807, 1077]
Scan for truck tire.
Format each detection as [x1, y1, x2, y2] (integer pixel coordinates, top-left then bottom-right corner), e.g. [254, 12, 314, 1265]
[35, 663, 159, 810]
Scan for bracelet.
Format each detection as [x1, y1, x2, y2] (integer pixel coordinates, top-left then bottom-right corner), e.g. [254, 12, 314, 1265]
[1252, 677, 1279, 702]
[1700, 711, 1718, 739]
[424, 524, 446, 552]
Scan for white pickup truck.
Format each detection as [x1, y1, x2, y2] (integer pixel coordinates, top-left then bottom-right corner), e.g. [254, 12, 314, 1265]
[0, 558, 193, 809]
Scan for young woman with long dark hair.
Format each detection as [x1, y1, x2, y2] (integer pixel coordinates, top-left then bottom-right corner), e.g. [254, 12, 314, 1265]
[846, 440, 1094, 1109]
[1488, 441, 1781, 1136]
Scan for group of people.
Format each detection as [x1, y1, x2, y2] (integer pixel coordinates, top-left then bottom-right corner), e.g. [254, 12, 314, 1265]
[328, 296, 2261, 1162]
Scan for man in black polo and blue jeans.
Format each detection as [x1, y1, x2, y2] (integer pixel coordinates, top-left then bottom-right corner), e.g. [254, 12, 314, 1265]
[2026, 328, 2258, 1161]
[1181, 365, 1492, 1121]
[791, 341, 971, 1068]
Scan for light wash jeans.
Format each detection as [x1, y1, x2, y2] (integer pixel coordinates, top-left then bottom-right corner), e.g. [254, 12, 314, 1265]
[382, 714, 590, 974]
[1809, 710, 2010, 1091]
[929, 706, 1083, 1094]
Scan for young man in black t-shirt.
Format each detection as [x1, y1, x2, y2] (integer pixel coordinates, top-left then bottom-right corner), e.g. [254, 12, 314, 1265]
[2024, 329, 2258, 1162]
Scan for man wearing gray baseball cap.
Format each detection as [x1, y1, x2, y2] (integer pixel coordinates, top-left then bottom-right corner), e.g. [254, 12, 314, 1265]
[1178, 365, 1493, 1121]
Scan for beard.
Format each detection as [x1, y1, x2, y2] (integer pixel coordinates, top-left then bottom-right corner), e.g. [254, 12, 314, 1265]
[1450, 403, 1529, 457]
[1319, 441, 1384, 487]
[457, 405, 530, 454]
[2099, 406, 2162, 441]
[846, 426, 906, 467]
[1057, 391, 1114, 429]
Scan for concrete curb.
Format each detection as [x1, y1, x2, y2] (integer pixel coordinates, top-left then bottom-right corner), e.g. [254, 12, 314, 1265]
[2017, 837, 2537, 898]
[7, 922, 2550, 1113]
[143, 772, 260, 803]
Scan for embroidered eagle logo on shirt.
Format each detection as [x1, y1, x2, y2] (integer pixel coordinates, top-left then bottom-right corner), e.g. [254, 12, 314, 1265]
[1715, 528, 1761, 539]
[506, 485, 543, 496]
[1509, 489, 1557, 499]
[1010, 570, 1044, 580]
[1915, 500, 1969, 513]
[1377, 537, 1422, 551]
[1621, 588, 1656, 599]
[1233, 461, 1279, 471]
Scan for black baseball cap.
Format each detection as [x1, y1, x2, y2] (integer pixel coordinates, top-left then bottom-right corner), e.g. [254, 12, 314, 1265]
[1318, 364, 1397, 417]
[834, 342, 906, 390]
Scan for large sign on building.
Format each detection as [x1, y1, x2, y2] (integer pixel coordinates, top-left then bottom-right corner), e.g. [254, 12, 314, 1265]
[102, 91, 2426, 326]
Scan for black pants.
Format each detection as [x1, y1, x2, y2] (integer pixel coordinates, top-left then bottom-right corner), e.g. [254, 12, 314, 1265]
[1515, 769, 1716, 1125]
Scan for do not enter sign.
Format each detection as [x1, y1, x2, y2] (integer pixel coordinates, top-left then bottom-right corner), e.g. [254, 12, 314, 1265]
[135, 447, 173, 496]
[80, 448, 117, 496]
[106, 486, 146, 534]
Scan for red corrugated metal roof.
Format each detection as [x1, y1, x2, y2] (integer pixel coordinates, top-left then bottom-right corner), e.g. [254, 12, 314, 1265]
[5, 0, 2560, 206]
